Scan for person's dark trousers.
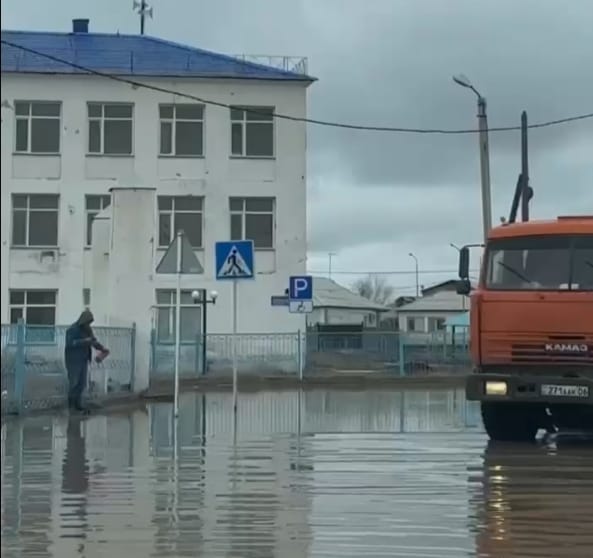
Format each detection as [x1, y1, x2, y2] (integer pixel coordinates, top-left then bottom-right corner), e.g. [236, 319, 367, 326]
[67, 362, 88, 410]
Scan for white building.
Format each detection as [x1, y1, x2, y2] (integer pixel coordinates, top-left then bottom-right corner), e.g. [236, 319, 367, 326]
[390, 280, 469, 334]
[1, 20, 314, 349]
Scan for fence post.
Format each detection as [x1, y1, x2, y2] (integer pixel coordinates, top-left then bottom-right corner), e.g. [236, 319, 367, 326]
[149, 328, 156, 382]
[130, 322, 137, 391]
[398, 333, 405, 377]
[14, 318, 26, 414]
[297, 330, 303, 381]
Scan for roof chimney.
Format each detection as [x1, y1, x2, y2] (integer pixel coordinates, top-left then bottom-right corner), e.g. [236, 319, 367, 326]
[72, 19, 89, 33]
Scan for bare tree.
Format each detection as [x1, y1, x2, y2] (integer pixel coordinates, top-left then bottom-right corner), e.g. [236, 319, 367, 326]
[352, 274, 395, 305]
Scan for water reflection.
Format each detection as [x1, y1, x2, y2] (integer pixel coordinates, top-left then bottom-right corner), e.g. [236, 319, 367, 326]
[472, 441, 593, 558]
[1, 388, 591, 557]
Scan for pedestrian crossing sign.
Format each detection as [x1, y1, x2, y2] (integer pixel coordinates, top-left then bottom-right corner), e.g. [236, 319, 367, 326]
[215, 240, 254, 280]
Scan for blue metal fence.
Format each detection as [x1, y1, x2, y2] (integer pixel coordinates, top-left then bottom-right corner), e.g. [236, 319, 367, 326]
[1, 320, 135, 415]
[149, 329, 471, 380]
[150, 331, 302, 379]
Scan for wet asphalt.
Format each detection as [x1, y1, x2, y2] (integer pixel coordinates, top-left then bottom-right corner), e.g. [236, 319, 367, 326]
[1, 387, 592, 557]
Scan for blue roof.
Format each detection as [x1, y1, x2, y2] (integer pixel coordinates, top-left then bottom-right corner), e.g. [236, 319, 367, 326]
[1, 30, 314, 82]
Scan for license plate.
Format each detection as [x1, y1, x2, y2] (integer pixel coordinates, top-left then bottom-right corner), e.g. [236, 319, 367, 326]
[541, 384, 589, 398]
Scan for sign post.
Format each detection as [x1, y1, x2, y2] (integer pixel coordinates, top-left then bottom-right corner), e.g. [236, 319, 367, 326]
[288, 276, 313, 379]
[215, 240, 255, 414]
[156, 230, 204, 418]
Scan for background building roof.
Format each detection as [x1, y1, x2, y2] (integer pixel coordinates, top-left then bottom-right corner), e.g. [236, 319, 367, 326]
[1, 28, 314, 81]
[312, 277, 389, 312]
[395, 294, 468, 313]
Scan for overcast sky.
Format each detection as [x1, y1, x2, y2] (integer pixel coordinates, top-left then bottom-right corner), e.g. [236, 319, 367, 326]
[4, 0, 592, 296]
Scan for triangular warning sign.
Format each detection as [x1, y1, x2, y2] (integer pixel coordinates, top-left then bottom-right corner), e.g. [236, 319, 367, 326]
[156, 232, 204, 274]
[217, 244, 252, 278]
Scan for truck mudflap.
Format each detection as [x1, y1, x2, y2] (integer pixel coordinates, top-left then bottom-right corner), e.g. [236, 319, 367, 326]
[466, 373, 593, 405]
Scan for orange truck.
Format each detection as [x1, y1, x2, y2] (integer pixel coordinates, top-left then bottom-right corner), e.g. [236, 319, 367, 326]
[457, 113, 592, 441]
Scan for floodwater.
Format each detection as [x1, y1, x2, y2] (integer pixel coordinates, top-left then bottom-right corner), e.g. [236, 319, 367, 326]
[1, 388, 592, 558]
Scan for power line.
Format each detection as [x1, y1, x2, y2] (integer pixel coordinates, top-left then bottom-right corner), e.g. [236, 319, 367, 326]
[2, 39, 592, 135]
[307, 268, 480, 276]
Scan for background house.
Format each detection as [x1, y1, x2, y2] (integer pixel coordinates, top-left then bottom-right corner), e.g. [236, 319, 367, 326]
[308, 277, 389, 328]
[381, 279, 470, 333]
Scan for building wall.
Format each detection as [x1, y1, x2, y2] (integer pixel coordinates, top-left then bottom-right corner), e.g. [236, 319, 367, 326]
[308, 307, 379, 327]
[398, 311, 465, 333]
[0, 73, 309, 333]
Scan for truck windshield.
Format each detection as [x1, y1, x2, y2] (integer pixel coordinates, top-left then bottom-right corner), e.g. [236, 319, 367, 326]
[485, 235, 593, 291]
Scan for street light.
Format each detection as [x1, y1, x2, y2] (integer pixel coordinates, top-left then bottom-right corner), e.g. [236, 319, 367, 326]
[328, 252, 337, 280]
[453, 74, 493, 242]
[191, 289, 218, 376]
[408, 252, 419, 297]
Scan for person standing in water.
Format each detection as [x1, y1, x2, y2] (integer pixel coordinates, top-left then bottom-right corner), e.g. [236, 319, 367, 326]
[64, 309, 109, 411]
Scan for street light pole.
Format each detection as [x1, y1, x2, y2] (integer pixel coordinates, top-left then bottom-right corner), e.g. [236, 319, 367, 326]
[408, 252, 419, 297]
[328, 252, 337, 280]
[453, 74, 493, 242]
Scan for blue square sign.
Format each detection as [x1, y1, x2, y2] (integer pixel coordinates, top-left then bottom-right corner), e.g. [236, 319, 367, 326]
[215, 240, 254, 280]
[289, 275, 313, 300]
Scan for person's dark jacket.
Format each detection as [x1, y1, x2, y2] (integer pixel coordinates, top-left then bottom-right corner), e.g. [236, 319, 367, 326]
[64, 310, 106, 370]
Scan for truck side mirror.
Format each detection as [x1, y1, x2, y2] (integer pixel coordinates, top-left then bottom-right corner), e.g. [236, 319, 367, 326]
[456, 278, 471, 295]
[458, 246, 470, 279]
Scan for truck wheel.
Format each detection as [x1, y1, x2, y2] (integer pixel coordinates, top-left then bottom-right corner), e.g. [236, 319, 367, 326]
[481, 402, 540, 442]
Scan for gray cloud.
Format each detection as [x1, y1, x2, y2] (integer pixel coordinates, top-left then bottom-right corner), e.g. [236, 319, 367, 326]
[4, 0, 592, 286]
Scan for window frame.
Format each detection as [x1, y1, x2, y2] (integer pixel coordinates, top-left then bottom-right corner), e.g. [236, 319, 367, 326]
[14, 100, 62, 155]
[87, 102, 134, 156]
[85, 194, 111, 247]
[11, 194, 60, 248]
[154, 289, 202, 344]
[229, 196, 276, 250]
[157, 196, 204, 249]
[8, 289, 58, 344]
[158, 103, 205, 158]
[229, 105, 275, 159]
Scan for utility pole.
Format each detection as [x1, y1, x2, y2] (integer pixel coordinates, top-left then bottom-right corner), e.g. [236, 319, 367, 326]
[453, 74, 493, 242]
[477, 96, 493, 240]
[408, 252, 419, 297]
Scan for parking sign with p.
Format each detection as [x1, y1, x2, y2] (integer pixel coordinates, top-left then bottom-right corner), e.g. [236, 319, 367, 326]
[289, 275, 313, 301]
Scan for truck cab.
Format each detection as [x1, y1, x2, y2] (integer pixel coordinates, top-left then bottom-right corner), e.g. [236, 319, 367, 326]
[458, 216, 593, 441]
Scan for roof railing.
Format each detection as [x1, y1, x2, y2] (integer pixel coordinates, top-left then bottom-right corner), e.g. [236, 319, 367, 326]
[233, 54, 308, 76]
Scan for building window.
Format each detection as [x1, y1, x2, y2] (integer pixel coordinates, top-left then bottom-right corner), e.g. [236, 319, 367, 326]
[229, 197, 275, 249]
[14, 101, 61, 154]
[159, 104, 204, 156]
[87, 103, 133, 155]
[11, 194, 59, 247]
[407, 316, 425, 332]
[9, 290, 57, 343]
[158, 196, 204, 248]
[155, 290, 201, 343]
[83, 288, 91, 307]
[230, 106, 274, 157]
[428, 317, 446, 332]
[85, 195, 111, 246]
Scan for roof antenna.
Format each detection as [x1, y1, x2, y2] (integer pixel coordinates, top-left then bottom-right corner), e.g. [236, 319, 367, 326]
[508, 111, 534, 223]
[133, 0, 153, 35]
